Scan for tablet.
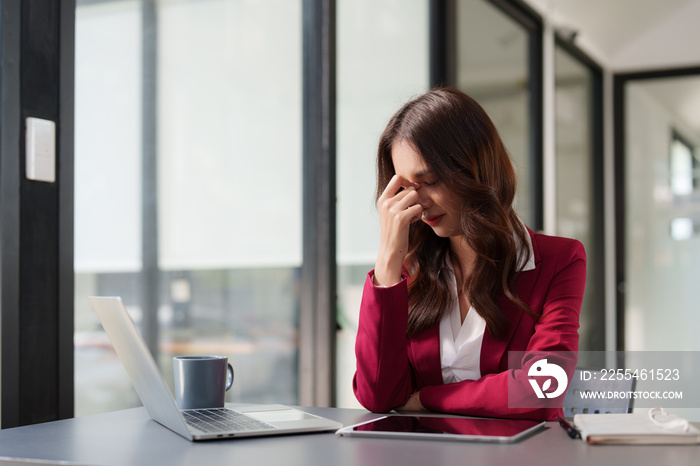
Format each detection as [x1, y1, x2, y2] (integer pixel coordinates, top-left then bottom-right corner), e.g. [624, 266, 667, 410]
[336, 415, 545, 443]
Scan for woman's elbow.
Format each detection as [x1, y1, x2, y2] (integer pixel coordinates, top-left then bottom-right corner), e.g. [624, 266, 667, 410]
[353, 387, 397, 413]
[358, 399, 395, 413]
[352, 375, 403, 413]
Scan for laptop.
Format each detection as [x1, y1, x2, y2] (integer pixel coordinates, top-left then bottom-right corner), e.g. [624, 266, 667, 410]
[89, 296, 343, 441]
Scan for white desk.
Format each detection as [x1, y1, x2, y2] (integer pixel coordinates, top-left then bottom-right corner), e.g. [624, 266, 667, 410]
[0, 407, 698, 466]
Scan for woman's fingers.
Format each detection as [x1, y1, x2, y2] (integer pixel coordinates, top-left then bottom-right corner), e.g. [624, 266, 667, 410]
[385, 189, 422, 224]
[382, 184, 416, 208]
[405, 202, 424, 224]
[380, 175, 419, 201]
[379, 176, 422, 219]
[374, 174, 424, 285]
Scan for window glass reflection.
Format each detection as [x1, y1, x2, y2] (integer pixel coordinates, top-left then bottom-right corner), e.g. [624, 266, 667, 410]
[75, 0, 302, 416]
[554, 46, 603, 352]
[336, 0, 429, 408]
[455, 0, 532, 226]
[670, 136, 694, 196]
[625, 77, 700, 352]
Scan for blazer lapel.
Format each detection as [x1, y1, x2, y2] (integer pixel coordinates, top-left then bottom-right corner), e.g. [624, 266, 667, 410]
[410, 229, 544, 383]
[411, 268, 542, 385]
[480, 228, 542, 374]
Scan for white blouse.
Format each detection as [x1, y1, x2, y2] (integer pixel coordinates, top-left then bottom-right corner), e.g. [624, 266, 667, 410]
[439, 229, 536, 384]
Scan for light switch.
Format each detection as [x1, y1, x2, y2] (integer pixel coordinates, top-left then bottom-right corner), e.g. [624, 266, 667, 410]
[26, 117, 56, 183]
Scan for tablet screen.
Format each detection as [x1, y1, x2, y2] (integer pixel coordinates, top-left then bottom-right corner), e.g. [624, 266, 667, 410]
[350, 415, 543, 440]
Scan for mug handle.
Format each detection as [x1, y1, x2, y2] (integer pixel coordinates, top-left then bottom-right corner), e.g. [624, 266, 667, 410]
[226, 363, 234, 391]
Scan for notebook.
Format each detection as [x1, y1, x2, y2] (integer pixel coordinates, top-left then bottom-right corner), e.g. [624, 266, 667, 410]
[89, 296, 342, 441]
[574, 409, 700, 445]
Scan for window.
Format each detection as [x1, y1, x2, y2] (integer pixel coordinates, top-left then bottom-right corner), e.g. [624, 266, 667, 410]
[335, 0, 429, 408]
[75, 0, 303, 416]
[454, 0, 540, 228]
[554, 43, 605, 352]
[622, 74, 700, 355]
[669, 132, 699, 240]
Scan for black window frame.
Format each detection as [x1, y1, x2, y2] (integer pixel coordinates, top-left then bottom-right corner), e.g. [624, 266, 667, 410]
[553, 36, 606, 351]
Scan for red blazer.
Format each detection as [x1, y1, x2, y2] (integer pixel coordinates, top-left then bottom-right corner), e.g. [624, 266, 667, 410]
[353, 229, 586, 421]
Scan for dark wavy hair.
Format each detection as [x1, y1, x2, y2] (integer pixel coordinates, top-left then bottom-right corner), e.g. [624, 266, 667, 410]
[376, 87, 530, 340]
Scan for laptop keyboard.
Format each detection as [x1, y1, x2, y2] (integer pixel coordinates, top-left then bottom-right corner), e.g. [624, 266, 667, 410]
[182, 408, 277, 434]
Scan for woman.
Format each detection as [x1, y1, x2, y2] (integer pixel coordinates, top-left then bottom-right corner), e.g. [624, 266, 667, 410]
[353, 88, 586, 421]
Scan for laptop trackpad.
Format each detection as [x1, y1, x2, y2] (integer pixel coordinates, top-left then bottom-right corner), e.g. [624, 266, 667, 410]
[246, 409, 317, 423]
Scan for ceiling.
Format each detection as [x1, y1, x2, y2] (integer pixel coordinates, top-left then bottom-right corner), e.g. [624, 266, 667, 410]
[524, 0, 700, 70]
[524, 0, 700, 135]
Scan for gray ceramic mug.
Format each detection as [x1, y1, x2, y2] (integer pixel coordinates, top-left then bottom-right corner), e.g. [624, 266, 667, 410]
[173, 355, 234, 410]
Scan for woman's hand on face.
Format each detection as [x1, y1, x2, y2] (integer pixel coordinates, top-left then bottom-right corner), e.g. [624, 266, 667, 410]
[374, 175, 423, 286]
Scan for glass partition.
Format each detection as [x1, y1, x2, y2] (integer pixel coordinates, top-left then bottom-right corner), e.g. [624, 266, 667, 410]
[554, 45, 604, 352]
[75, 0, 302, 416]
[455, 0, 534, 226]
[624, 76, 700, 353]
[622, 74, 700, 422]
[335, 0, 429, 408]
